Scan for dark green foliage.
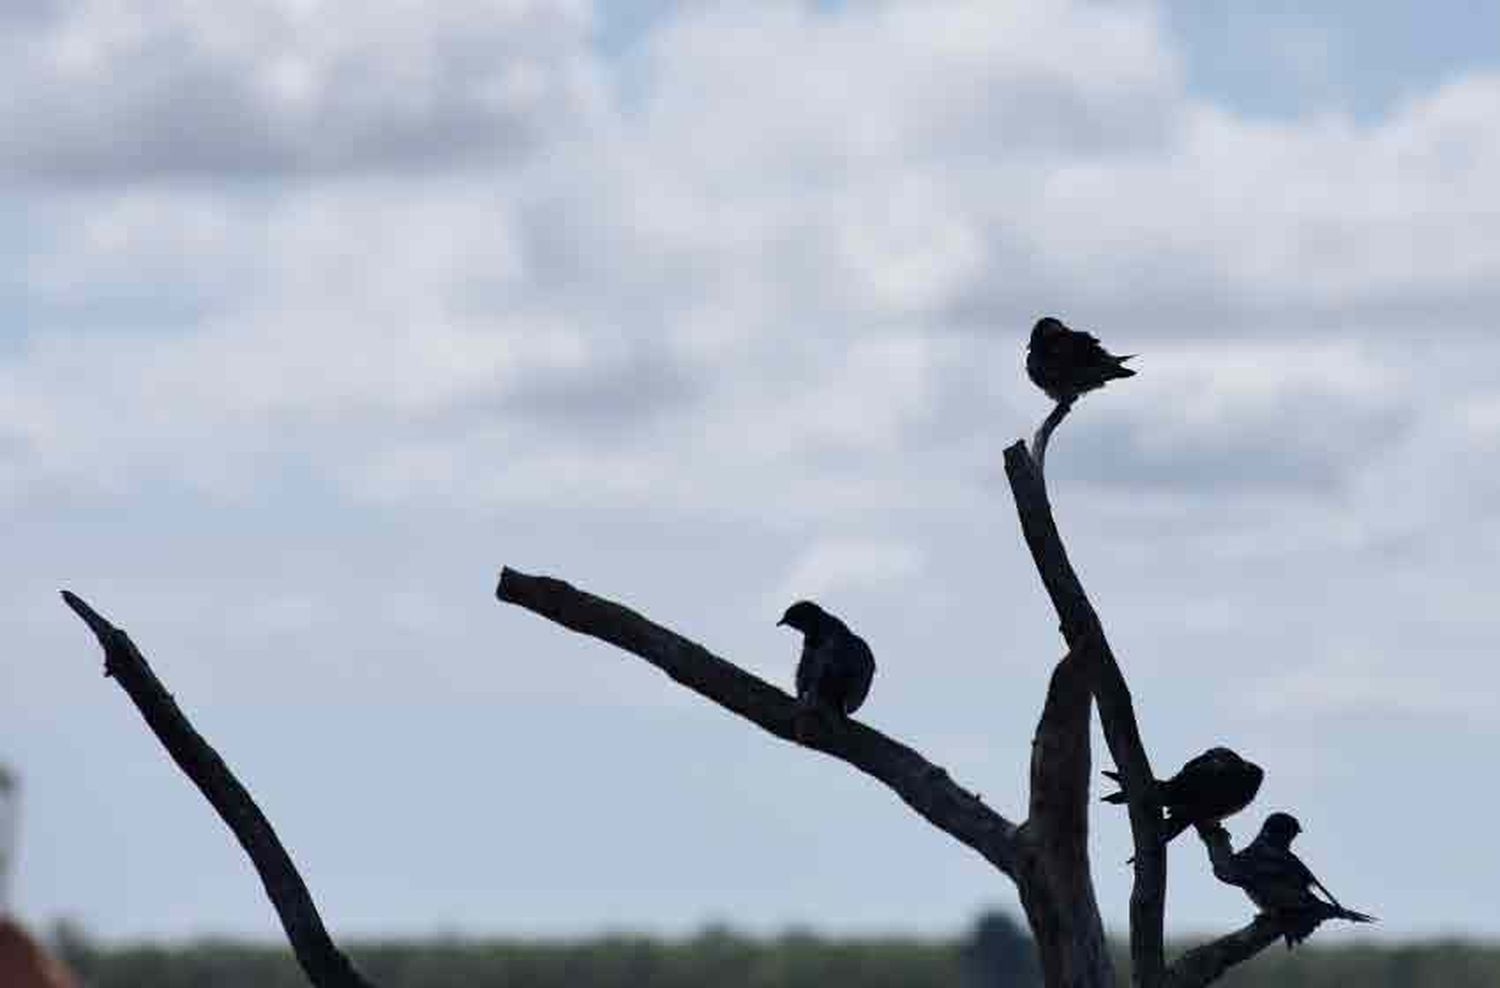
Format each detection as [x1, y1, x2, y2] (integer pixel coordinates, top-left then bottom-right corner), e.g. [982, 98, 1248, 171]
[1209, 939, 1500, 988]
[48, 922, 1500, 988]
[962, 910, 1042, 987]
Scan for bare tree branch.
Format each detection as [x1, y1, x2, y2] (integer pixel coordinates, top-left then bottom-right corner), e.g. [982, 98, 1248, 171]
[1019, 649, 1115, 988]
[495, 567, 1023, 877]
[1153, 826, 1302, 986]
[1027, 651, 1091, 862]
[60, 591, 376, 988]
[1002, 441, 1166, 988]
[1162, 916, 1285, 988]
[1032, 399, 1075, 474]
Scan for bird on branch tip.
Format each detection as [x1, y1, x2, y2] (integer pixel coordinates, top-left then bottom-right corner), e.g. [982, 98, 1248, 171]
[1026, 316, 1135, 404]
[778, 601, 876, 725]
[1103, 746, 1264, 847]
[1210, 812, 1376, 949]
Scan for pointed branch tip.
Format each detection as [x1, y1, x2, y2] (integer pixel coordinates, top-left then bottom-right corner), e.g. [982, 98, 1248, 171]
[60, 589, 116, 640]
[496, 565, 526, 602]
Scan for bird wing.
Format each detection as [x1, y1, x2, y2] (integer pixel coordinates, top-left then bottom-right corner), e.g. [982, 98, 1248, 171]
[1329, 905, 1377, 924]
[1162, 750, 1222, 810]
[828, 631, 876, 714]
[795, 639, 828, 702]
[1230, 842, 1320, 912]
[1058, 330, 1131, 376]
[1166, 753, 1257, 822]
[1307, 871, 1346, 911]
[1178, 748, 1229, 774]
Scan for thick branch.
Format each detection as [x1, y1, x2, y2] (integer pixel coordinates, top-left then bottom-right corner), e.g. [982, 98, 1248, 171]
[1028, 651, 1091, 851]
[60, 591, 376, 988]
[1021, 649, 1114, 988]
[495, 567, 1022, 877]
[1163, 916, 1284, 988]
[1003, 442, 1165, 988]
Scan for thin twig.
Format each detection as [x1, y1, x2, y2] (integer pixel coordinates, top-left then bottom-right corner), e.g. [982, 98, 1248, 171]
[60, 591, 376, 988]
[1032, 399, 1075, 475]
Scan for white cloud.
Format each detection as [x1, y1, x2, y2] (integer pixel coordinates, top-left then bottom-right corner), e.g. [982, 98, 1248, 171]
[772, 536, 925, 604]
[7, 0, 1500, 940]
[1242, 651, 1496, 721]
[6, 0, 1499, 528]
[0, 0, 601, 179]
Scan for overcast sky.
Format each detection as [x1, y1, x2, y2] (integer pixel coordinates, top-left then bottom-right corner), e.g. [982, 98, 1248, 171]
[4, 0, 1499, 946]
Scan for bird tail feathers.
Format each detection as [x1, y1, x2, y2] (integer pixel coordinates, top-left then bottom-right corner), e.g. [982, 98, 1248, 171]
[1333, 906, 1377, 924]
[1100, 769, 1160, 805]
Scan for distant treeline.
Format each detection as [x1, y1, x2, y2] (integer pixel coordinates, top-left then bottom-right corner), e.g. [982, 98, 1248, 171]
[46, 913, 1500, 988]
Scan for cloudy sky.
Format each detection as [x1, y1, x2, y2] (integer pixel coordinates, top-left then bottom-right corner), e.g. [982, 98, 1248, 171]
[4, 0, 1499, 945]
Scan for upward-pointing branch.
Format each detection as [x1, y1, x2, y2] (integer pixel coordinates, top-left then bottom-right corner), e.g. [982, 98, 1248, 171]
[1002, 443, 1167, 988]
[60, 591, 376, 988]
[495, 567, 1023, 877]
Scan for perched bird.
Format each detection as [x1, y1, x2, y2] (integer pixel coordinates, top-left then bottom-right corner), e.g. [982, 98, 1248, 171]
[1103, 746, 1264, 845]
[1205, 813, 1376, 948]
[1026, 316, 1135, 403]
[778, 600, 876, 719]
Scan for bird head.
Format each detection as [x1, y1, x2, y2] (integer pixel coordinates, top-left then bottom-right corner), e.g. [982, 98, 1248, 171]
[1030, 316, 1067, 347]
[777, 600, 827, 633]
[1261, 811, 1302, 848]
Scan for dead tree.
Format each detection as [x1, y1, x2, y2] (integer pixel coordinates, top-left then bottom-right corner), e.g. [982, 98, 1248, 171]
[495, 406, 1292, 988]
[59, 405, 1301, 988]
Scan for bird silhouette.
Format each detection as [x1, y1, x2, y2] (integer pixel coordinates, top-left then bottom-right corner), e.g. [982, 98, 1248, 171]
[1103, 746, 1264, 846]
[1204, 813, 1376, 948]
[778, 600, 875, 720]
[1026, 316, 1135, 403]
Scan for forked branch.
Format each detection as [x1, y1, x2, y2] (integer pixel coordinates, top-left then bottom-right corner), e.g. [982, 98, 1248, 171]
[1003, 435, 1294, 987]
[60, 591, 376, 988]
[495, 567, 1023, 877]
[1003, 442, 1166, 987]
